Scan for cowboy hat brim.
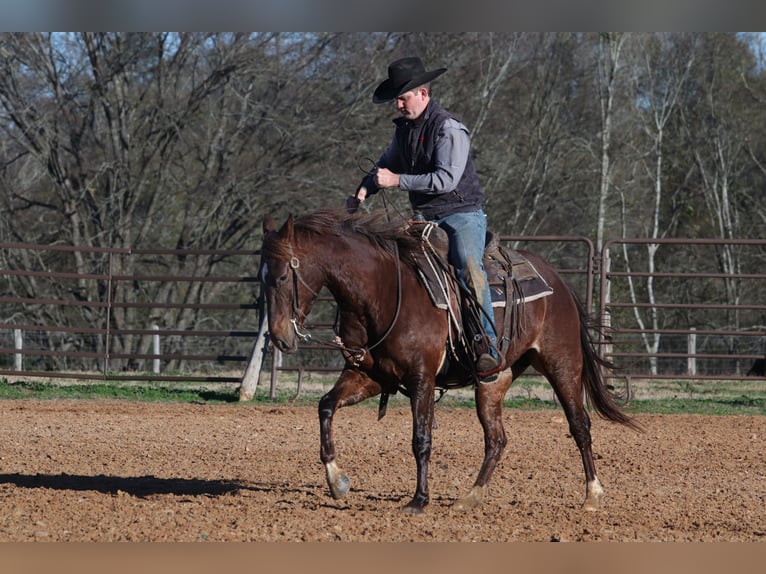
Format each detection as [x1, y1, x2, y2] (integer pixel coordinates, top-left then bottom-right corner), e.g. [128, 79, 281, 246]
[372, 67, 447, 104]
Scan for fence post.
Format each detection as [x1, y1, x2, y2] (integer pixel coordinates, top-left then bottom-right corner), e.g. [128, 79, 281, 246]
[601, 249, 613, 362]
[238, 291, 269, 401]
[13, 328, 22, 371]
[688, 327, 697, 376]
[269, 349, 281, 400]
[152, 324, 160, 374]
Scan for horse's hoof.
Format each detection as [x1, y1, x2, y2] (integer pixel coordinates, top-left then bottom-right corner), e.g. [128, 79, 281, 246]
[325, 461, 350, 499]
[329, 474, 350, 499]
[582, 478, 603, 511]
[582, 497, 600, 511]
[401, 504, 424, 515]
[454, 485, 485, 511]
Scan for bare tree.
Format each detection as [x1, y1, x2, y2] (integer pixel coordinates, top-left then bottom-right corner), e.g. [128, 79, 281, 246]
[594, 32, 629, 253]
[617, 33, 695, 374]
[0, 32, 346, 368]
[3, 32, 766, 375]
[677, 34, 765, 367]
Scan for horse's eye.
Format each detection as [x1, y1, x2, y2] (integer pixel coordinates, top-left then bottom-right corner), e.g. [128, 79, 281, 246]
[262, 262, 289, 288]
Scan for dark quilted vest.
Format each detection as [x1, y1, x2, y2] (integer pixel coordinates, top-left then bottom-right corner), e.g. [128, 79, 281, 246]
[363, 100, 485, 220]
[394, 101, 484, 219]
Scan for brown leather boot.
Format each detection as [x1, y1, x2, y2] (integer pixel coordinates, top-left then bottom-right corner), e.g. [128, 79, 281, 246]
[476, 353, 500, 372]
[476, 353, 502, 383]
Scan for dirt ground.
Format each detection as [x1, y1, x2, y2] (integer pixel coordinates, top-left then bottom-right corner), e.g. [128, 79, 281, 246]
[0, 398, 763, 542]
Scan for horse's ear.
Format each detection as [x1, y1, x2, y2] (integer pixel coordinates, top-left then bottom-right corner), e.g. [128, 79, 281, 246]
[278, 214, 295, 242]
[263, 214, 276, 234]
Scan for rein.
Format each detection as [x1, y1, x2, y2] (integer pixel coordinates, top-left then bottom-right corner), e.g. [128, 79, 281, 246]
[287, 240, 403, 367]
[358, 156, 410, 223]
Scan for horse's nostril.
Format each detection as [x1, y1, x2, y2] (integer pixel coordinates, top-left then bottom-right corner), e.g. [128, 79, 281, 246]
[271, 334, 295, 354]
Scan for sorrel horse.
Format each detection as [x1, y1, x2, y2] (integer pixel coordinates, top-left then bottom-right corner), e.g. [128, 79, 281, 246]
[260, 208, 639, 515]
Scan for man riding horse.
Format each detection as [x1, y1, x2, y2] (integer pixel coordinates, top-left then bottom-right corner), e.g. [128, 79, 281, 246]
[347, 56, 502, 379]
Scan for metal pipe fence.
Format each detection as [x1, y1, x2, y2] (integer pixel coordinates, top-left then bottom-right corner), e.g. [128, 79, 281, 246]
[2, 236, 765, 397]
[598, 238, 766, 383]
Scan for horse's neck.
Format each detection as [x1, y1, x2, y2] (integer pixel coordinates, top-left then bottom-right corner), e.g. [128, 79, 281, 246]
[305, 234, 393, 307]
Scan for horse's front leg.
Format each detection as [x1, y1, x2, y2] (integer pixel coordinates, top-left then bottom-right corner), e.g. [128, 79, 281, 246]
[318, 368, 381, 500]
[402, 378, 436, 515]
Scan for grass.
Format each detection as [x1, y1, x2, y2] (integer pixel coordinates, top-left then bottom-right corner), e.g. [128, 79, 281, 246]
[619, 378, 766, 416]
[0, 374, 764, 416]
[0, 378, 240, 404]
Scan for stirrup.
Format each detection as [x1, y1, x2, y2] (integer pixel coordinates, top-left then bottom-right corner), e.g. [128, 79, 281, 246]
[476, 353, 504, 383]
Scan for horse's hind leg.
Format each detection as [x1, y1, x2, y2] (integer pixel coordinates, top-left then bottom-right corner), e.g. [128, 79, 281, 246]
[455, 370, 515, 510]
[547, 369, 603, 511]
[318, 369, 381, 500]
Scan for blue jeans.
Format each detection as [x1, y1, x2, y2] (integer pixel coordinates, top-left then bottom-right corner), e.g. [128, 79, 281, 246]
[434, 210, 498, 356]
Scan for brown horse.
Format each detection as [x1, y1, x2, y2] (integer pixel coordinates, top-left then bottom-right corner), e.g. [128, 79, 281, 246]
[260, 208, 639, 515]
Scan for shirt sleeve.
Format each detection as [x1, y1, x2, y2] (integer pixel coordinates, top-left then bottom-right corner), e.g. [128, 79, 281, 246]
[399, 118, 469, 195]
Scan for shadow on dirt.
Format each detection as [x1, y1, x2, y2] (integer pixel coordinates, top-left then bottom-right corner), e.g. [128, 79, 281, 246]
[0, 472, 243, 497]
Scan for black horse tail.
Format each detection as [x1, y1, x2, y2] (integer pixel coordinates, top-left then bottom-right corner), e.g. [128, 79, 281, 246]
[570, 284, 643, 432]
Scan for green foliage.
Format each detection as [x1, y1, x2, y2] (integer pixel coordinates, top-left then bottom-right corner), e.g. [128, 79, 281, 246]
[619, 378, 766, 415]
[626, 397, 766, 416]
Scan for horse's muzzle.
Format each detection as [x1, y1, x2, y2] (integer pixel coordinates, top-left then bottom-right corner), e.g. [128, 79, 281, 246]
[270, 333, 298, 354]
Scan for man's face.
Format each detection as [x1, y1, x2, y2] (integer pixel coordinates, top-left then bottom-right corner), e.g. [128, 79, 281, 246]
[395, 87, 428, 120]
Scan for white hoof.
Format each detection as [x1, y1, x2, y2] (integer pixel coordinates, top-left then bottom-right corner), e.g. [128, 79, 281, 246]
[325, 461, 350, 499]
[454, 485, 486, 511]
[582, 477, 603, 511]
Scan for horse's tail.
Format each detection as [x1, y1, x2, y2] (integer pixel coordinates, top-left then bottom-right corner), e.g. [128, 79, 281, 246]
[570, 284, 643, 432]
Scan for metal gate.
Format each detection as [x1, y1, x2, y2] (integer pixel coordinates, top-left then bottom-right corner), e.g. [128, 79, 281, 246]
[598, 238, 766, 382]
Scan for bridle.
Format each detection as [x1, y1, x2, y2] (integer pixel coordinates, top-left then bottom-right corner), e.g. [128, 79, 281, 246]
[285, 240, 403, 368]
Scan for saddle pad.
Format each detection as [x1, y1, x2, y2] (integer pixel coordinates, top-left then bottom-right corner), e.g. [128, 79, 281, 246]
[412, 241, 553, 309]
[490, 259, 553, 306]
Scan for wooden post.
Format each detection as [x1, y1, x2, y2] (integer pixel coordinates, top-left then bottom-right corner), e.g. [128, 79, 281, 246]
[688, 327, 697, 376]
[238, 291, 270, 401]
[13, 328, 22, 371]
[270, 348, 281, 400]
[152, 324, 160, 374]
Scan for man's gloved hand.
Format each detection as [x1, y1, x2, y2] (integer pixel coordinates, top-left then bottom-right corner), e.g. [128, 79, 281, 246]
[345, 195, 361, 214]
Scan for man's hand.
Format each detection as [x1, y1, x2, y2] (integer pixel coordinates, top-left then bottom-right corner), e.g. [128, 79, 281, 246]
[374, 167, 400, 189]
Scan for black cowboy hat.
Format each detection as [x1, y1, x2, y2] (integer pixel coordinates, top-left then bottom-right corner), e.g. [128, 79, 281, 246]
[372, 57, 447, 104]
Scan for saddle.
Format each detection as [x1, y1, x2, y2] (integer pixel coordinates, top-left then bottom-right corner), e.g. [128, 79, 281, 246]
[407, 222, 553, 361]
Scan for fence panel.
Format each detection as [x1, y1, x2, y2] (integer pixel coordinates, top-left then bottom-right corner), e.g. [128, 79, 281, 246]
[0, 243, 261, 382]
[5, 236, 763, 395]
[1, 237, 593, 392]
[599, 238, 766, 382]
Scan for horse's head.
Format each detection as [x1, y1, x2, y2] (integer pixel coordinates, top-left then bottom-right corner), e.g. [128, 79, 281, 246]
[259, 214, 320, 354]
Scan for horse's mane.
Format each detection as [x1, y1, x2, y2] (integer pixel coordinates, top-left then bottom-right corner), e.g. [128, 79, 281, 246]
[268, 208, 422, 259]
